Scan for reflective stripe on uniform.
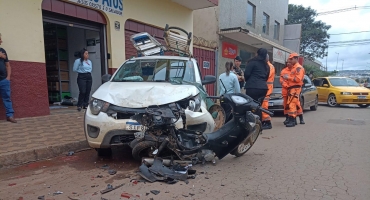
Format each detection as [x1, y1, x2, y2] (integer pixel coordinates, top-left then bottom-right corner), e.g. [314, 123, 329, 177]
[264, 97, 270, 101]
[262, 116, 271, 121]
[267, 82, 273, 84]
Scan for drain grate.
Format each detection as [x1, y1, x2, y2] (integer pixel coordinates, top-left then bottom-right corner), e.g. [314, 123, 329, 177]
[327, 119, 366, 126]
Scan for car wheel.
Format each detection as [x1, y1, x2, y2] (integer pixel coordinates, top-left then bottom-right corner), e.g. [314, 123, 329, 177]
[358, 104, 370, 108]
[131, 141, 157, 161]
[96, 148, 112, 157]
[310, 96, 318, 111]
[327, 94, 338, 107]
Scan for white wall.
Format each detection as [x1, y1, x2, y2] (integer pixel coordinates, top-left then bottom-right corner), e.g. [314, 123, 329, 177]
[85, 30, 102, 95]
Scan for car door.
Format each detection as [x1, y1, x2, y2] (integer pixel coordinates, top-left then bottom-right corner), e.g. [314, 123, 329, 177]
[313, 78, 325, 102]
[303, 76, 316, 106]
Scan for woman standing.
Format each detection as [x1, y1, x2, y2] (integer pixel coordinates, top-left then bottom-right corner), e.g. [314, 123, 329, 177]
[73, 48, 92, 111]
[218, 61, 240, 122]
[244, 48, 270, 119]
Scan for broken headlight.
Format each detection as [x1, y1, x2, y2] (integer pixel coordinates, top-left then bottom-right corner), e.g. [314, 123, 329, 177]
[89, 98, 110, 115]
[188, 94, 201, 112]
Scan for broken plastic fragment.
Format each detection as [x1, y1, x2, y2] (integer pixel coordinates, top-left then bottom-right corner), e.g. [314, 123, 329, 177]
[53, 191, 63, 195]
[108, 169, 117, 175]
[150, 190, 160, 195]
[67, 151, 74, 156]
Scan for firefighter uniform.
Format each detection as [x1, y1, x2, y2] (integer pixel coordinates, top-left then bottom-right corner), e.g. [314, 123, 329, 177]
[280, 65, 290, 125]
[283, 55, 304, 127]
[261, 61, 275, 129]
[296, 67, 306, 124]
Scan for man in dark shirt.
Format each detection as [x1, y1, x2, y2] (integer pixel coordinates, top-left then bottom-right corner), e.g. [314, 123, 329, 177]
[233, 56, 245, 90]
[0, 33, 17, 123]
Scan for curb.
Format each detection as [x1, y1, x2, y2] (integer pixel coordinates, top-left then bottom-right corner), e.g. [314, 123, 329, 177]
[0, 140, 90, 168]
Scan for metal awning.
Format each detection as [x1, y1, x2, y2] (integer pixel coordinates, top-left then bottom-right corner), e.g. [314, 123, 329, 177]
[172, 0, 218, 10]
[218, 27, 294, 54]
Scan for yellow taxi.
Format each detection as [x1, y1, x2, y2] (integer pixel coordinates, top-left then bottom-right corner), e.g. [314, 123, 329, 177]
[312, 77, 370, 108]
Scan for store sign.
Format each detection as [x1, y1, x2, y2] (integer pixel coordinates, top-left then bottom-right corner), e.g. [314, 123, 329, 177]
[203, 61, 210, 69]
[67, 0, 123, 16]
[273, 47, 288, 64]
[222, 42, 238, 59]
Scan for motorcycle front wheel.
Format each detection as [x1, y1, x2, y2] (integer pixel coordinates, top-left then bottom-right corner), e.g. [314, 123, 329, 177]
[230, 120, 262, 157]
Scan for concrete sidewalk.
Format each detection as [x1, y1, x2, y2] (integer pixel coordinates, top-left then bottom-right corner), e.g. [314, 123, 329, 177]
[0, 108, 89, 167]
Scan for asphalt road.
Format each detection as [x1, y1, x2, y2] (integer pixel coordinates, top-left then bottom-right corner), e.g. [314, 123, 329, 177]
[0, 105, 369, 200]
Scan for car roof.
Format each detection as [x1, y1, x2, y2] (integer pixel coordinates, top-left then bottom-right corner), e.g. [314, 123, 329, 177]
[127, 56, 196, 61]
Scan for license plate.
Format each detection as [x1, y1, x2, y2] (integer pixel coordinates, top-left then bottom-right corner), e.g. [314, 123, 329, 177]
[358, 96, 367, 99]
[125, 122, 147, 131]
[268, 102, 274, 106]
[134, 132, 145, 139]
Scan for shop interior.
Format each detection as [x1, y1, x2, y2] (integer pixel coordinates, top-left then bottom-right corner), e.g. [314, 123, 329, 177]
[43, 22, 102, 108]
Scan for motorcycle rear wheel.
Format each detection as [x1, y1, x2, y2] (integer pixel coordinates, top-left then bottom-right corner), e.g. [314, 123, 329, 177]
[230, 121, 262, 157]
[131, 141, 157, 161]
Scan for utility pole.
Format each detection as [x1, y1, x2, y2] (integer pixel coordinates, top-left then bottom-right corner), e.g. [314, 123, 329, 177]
[341, 59, 344, 71]
[335, 52, 339, 71]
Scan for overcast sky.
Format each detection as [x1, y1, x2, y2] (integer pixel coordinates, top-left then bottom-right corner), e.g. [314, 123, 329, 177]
[288, 0, 370, 71]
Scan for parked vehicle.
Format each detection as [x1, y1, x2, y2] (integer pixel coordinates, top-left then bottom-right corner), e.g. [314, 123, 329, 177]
[84, 25, 223, 156]
[268, 75, 318, 112]
[312, 77, 370, 108]
[128, 92, 273, 163]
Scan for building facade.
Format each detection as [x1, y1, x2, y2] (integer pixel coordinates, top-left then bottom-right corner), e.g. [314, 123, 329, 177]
[194, 0, 302, 95]
[0, 0, 217, 119]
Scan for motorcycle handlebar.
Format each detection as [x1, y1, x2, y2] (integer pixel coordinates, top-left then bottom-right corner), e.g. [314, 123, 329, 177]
[258, 106, 274, 116]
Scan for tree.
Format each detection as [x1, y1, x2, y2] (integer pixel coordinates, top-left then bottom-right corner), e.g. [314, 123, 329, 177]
[303, 65, 335, 78]
[287, 4, 331, 61]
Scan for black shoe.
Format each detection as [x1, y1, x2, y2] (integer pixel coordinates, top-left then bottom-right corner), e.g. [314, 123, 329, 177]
[77, 107, 82, 112]
[262, 121, 272, 130]
[285, 117, 296, 127]
[283, 115, 289, 125]
[299, 115, 305, 124]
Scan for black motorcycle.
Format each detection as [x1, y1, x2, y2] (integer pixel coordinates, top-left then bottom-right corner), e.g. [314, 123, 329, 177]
[129, 93, 273, 164]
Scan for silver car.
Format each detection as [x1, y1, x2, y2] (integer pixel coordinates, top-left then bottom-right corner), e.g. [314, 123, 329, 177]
[268, 75, 319, 112]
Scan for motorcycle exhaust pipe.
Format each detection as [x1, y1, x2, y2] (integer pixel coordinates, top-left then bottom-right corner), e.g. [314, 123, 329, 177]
[142, 158, 193, 166]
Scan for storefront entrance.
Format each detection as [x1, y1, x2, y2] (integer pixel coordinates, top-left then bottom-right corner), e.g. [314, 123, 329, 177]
[41, 1, 107, 106]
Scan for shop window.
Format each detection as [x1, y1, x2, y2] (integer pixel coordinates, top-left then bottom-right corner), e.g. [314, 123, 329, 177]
[247, 2, 256, 27]
[262, 12, 270, 35]
[239, 50, 253, 71]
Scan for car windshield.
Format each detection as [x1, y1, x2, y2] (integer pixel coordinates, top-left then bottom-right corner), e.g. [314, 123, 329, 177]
[111, 59, 196, 84]
[328, 78, 359, 87]
[273, 77, 282, 88]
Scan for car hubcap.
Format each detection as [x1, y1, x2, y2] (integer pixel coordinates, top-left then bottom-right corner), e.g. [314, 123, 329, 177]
[329, 96, 337, 106]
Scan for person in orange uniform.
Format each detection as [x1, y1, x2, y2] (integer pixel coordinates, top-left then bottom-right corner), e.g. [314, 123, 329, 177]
[280, 60, 291, 125]
[262, 54, 275, 130]
[296, 66, 306, 125]
[282, 53, 304, 127]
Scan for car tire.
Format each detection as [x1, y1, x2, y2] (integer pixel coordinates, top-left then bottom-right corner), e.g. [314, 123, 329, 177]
[96, 148, 112, 157]
[358, 104, 370, 108]
[327, 94, 338, 107]
[132, 141, 157, 161]
[310, 96, 318, 111]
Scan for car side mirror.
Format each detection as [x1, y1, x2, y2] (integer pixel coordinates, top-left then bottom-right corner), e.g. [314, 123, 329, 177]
[202, 75, 216, 85]
[304, 83, 312, 87]
[322, 84, 329, 87]
[102, 74, 112, 84]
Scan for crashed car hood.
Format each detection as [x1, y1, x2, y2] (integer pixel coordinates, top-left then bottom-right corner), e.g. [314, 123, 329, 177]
[92, 82, 199, 108]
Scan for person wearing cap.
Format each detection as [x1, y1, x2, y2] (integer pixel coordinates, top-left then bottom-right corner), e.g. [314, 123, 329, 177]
[280, 59, 291, 125]
[244, 48, 270, 119]
[233, 56, 245, 90]
[282, 53, 305, 127]
[261, 54, 275, 130]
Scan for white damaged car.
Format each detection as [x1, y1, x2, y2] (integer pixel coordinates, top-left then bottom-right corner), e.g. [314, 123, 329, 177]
[84, 56, 218, 156]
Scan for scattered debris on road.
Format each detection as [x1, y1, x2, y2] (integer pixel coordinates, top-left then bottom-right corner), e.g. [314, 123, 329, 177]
[108, 169, 117, 175]
[8, 183, 16, 186]
[53, 191, 63, 196]
[137, 157, 196, 184]
[100, 183, 124, 194]
[67, 151, 75, 156]
[150, 190, 160, 195]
